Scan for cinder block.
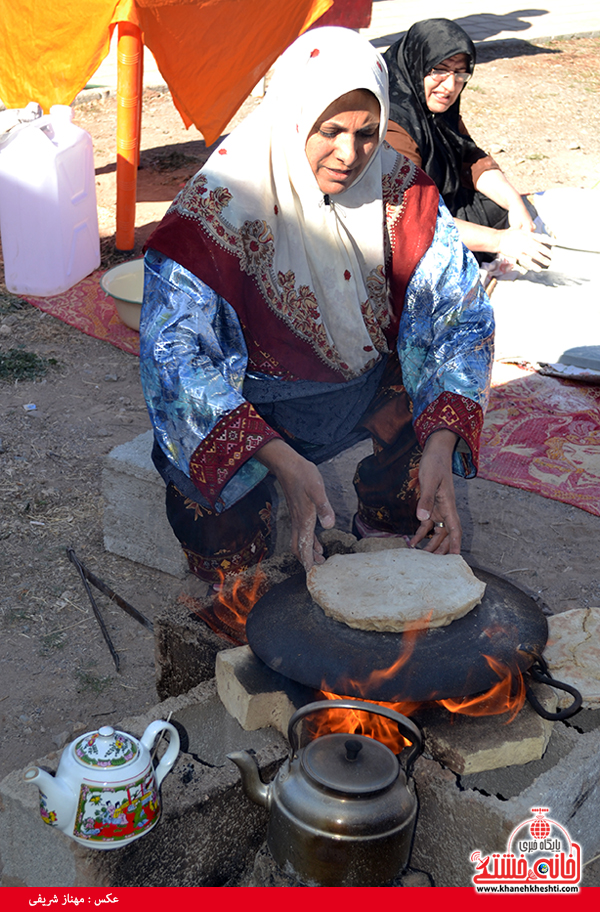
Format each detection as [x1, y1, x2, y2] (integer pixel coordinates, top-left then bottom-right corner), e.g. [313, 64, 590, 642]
[102, 430, 187, 578]
[411, 720, 600, 886]
[216, 645, 314, 733]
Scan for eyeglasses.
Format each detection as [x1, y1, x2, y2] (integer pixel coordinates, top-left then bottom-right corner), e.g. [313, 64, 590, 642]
[428, 68, 472, 84]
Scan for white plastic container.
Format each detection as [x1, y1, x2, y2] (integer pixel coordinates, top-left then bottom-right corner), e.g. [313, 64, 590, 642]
[0, 104, 100, 296]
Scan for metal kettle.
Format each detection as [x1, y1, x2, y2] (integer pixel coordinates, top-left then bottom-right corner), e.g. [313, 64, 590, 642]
[228, 699, 423, 886]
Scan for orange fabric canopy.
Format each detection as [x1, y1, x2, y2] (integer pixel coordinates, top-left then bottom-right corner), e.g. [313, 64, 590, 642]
[136, 0, 333, 144]
[0, 0, 332, 145]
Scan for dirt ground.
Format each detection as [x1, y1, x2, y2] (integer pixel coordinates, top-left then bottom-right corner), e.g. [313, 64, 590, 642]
[1, 35, 600, 876]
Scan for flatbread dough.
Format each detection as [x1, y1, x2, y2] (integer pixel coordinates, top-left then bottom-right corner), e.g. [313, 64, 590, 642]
[307, 549, 486, 632]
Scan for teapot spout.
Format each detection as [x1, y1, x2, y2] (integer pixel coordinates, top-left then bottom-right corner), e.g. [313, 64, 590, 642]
[23, 766, 77, 830]
[227, 751, 270, 808]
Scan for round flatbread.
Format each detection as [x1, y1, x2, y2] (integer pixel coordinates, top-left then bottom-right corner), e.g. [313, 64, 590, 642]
[307, 549, 486, 632]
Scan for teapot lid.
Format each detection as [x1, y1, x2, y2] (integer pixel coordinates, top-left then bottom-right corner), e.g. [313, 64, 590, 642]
[74, 726, 139, 769]
[300, 733, 399, 794]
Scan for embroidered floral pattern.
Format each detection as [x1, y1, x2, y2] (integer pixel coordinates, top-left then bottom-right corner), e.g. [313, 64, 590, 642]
[172, 158, 418, 380]
[365, 264, 392, 338]
[277, 271, 321, 325]
[239, 220, 275, 274]
[360, 300, 388, 354]
[184, 528, 270, 584]
[383, 153, 416, 251]
[184, 498, 209, 520]
[173, 174, 232, 223]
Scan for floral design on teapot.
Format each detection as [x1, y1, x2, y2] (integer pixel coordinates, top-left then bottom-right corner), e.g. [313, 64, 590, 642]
[75, 731, 137, 767]
[39, 790, 58, 827]
[73, 770, 159, 842]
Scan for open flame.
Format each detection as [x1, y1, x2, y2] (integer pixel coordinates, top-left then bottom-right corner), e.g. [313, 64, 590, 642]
[307, 651, 527, 753]
[439, 654, 526, 722]
[186, 565, 266, 645]
[214, 567, 266, 640]
[309, 692, 419, 754]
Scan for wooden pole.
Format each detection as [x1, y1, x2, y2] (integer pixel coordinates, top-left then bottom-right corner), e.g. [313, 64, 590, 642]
[115, 22, 143, 251]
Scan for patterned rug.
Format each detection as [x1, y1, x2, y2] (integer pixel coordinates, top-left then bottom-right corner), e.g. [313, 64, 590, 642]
[22, 278, 600, 517]
[24, 268, 140, 356]
[480, 361, 600, 517]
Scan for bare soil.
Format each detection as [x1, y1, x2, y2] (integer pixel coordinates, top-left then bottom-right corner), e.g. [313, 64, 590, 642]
[1, 36, 600, 866]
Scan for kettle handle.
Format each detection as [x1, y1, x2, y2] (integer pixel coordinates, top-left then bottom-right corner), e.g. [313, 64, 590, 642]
[141, 720, 180, 787]
[288, 699, 423, 774]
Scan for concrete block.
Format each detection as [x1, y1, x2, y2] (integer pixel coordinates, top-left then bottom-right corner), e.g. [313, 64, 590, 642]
[216, 645, 314, 733]
[411, 721, 600, 886]
[0, 681, 287, 888]
[102, 429, 187, 578]
[414, 684, 557, 775]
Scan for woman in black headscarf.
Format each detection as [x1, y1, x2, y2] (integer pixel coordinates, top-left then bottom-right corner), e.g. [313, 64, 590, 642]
[384, 18, 551, 271]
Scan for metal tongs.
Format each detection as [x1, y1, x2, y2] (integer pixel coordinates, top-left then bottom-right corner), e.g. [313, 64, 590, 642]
[66, 546, 153, 672]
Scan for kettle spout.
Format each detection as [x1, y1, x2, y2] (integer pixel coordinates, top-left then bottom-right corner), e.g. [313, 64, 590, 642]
[227, 751, 270, 808]
[23, 766, 77, 829]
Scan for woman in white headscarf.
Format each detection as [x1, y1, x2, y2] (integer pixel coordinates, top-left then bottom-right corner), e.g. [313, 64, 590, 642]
[140, 26, 494, 583]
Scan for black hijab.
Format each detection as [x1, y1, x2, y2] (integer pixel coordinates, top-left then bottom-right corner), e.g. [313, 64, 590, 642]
[384, 18, 479, 213]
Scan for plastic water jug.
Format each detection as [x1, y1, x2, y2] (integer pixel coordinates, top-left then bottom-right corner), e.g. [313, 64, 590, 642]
[0, 104, 100, 296]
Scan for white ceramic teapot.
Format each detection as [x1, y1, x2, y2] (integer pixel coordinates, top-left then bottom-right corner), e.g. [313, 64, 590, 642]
[23, 720, 179, 849]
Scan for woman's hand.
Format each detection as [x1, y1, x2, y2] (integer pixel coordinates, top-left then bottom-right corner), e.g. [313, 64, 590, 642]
[497, 227, 553, 272]
[507, 197, 535, 233]
[470, 170, 553, 269]
[410, 429, 461, 554]
[255, 438, 335, 571]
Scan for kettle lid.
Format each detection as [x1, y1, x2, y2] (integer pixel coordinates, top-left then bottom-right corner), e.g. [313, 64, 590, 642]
[74, 726, 139, 769]
[300, 733, 399, 794]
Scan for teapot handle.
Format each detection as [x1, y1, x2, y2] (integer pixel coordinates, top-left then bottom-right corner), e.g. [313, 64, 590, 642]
[141, 720, 180, 787]
[288, 699, 422, 775]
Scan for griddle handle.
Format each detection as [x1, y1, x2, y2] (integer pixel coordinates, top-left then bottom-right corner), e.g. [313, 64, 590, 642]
[526, 661, 583, 721]
[288, 699, 423, 774]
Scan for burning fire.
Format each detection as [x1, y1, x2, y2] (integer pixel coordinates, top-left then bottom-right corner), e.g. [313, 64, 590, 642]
[439, 654, 526, 722]
[310, 692, 419, 754]
[308, 652, 527, 753]
[186, 565, 266, 645]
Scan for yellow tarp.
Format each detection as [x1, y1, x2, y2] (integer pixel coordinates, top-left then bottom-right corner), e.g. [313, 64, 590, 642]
[0, 0, 332, 145]
[0, 1, 137, 113]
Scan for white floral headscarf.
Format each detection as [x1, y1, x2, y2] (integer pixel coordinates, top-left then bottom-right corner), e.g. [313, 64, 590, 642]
[195, 27, 393, 376]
